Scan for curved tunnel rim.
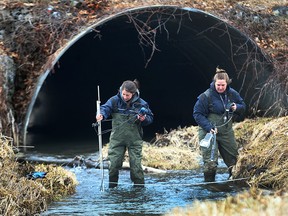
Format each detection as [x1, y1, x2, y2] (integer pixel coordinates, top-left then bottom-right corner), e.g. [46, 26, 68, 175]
[22, 5, 263, 146]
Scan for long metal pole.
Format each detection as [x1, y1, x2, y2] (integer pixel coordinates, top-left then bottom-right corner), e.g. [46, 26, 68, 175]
[97, 85, 105, 191]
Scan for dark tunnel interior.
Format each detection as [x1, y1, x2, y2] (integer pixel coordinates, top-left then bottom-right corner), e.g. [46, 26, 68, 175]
[25, 7, 270, 152]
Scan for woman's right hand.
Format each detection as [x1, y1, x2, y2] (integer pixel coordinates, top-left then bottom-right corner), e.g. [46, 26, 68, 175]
[210, 128, 218, 134]
[96, 114, 103, 122]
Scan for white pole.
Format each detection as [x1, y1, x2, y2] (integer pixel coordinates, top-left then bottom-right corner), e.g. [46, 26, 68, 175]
[97, 85, 105, 191]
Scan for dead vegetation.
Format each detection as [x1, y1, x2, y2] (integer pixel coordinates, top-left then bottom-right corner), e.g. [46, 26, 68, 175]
[0, 134, 78, 215]
[142, 144, 200, 170]
[166, 189, 288, 216]
[142, 126, 200, 169]
[233, 116, 288, 191]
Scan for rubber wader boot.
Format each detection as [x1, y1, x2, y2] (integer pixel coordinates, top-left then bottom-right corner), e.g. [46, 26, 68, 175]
[109, 177, 118, 188]
[204, 171, 216, 182]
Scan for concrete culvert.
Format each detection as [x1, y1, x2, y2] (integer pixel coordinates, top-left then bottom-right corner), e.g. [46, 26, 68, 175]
[23, 6, 272, 150]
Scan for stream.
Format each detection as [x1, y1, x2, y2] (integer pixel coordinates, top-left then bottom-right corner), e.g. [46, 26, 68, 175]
[23, 141, 247, 216]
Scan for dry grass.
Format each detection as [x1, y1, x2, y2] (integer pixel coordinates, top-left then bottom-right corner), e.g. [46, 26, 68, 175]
[166, 189, 288, 216]
[0, 134, 78, 215]
[233, 116, 288, 191]
[143, 126, 200, 170]
[142, 144, 200, 170]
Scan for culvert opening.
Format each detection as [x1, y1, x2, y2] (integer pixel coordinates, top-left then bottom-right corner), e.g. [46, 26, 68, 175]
[24, 6, 272, 151]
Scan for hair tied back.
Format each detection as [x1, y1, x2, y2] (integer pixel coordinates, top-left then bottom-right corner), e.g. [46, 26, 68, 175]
[216, 66, 226, 74]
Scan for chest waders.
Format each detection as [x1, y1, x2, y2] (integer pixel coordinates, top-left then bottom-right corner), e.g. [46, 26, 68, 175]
[108, 113, 144, 188]
[198, 113, 238, 182]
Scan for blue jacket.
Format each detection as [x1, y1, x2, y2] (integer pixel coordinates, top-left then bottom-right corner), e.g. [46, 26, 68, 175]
[193, 82, 246, 132]
[100, 91, 153, 126]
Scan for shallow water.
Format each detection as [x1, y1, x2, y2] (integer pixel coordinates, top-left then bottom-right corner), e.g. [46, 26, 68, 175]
[23, 143, 246, 216]
[40, 167, 241, 216]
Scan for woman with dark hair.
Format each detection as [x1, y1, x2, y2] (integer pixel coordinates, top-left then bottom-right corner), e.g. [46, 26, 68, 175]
[96, 79, 153, 188]
[193, 68, 246, 182]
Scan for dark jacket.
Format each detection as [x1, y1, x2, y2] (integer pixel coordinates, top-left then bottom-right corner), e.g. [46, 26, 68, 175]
[193, 82, 246, 132]
[100, 90, 153, 127]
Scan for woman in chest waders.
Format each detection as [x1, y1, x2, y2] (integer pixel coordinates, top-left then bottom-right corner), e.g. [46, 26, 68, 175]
[96, 79, 153, 188]
[193, 67, 246, 182]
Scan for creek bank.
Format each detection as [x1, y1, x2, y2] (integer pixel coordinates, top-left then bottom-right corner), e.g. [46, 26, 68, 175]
[1, 116, 288, 214]
[0, 134, 78, 215]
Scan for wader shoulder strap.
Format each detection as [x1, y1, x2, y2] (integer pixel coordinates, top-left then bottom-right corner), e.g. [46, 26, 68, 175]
[204, 89, 244, 122]
[204, 89, 234, 111]
[111, 97, 118, 113]
[203, 89, 213, 112]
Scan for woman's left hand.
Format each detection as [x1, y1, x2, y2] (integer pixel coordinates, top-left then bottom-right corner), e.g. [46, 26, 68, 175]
[137, 114, 146, 122]
[231, 103, 237, 111]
